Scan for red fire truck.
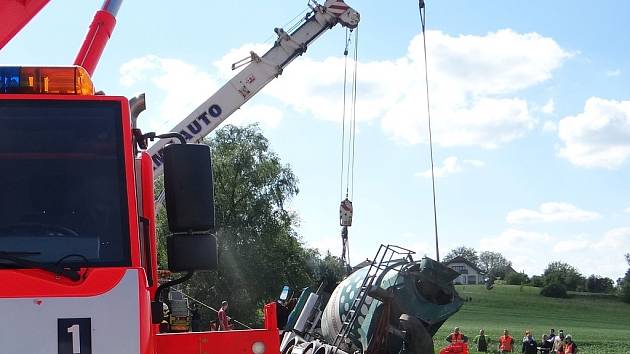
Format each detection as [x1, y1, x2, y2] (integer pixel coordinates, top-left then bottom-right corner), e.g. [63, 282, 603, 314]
[0, 0, 358, 353]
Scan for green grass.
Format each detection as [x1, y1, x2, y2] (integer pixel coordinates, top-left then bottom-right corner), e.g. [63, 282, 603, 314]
[434, 285, 630, 354]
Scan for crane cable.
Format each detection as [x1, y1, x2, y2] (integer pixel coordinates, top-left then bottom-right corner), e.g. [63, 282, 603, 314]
[419, 0, 440, 262]
[339, 28, 351, 202]
[349, 28, 359, 200]
[339, 28, 359, 201]
[339, 28, 359, 267]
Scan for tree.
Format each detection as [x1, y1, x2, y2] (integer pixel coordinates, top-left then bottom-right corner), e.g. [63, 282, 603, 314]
[306, 250, 346, 293]
[443, 247, 479, 266]
[621, 282, 630, 304]
[621, 253, 630, 304]
[478, 251, 512, 278]
[543, 261, 585, 292]
[585, 275, 614, 293]
[157, 124, 315, 326]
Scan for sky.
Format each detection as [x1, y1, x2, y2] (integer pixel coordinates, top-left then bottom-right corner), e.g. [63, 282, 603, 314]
[2, 0, 629, 280]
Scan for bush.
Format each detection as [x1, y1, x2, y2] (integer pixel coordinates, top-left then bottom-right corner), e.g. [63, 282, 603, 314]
[530, 275, 544, 287]
[505, 271, 529, 285]
[541, 283, 567, 298]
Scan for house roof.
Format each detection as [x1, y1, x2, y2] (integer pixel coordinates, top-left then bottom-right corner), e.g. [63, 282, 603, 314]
[504, 265, 517, 274]
[444, 256, 483, 273]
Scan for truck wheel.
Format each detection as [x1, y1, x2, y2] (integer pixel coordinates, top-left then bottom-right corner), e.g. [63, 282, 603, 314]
[282, 338, 298, 354]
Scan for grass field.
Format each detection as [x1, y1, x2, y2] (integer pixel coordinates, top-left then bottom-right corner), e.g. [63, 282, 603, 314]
[433, 285, 630, 354]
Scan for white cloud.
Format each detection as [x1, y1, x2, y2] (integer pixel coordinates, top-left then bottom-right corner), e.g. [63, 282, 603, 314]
[553, 228, 630, 277]
[120, 55, 218, 133]
[416, 156, 484, 178]
[552, 238, 591, 253]
[542, 98, 555, 114]
[119, 53, 284, 133]
[393, 232, 435, 258]
[506, 202, 601, 224]
[558, 97, 630, 168]
[120, 29, 568, 148]
[479, 229, 556, 274]
[625, 207, 630, 213]
[479, 229, 554, 272]
[554, 227, 630, 252]
[463, 159, 485, 167]
[480, 229, 553, 251]
[597, 227, 630, 249]
[378, 29, 569, 148]
[479, 227, 630, 278]
[606, 69, 621, 77]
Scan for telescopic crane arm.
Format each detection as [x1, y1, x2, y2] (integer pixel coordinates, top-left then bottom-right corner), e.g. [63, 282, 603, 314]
[148, 0, 360, 178]
[0, 0, 121, 76]
[74, 0, 122, 76]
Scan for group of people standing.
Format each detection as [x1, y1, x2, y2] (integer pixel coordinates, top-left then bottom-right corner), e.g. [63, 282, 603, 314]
[516, 328, 577, 354]
[444, 327, 578, 354]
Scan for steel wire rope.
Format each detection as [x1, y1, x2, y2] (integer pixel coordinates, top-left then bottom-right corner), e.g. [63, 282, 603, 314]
[419, 1, 440, 262]
[346, 238, 350, 268]
[262, 7, 308, 44]
[340, 29, 352, 201]
[349, 28, 359, 201]
[339, 29, 356, 267]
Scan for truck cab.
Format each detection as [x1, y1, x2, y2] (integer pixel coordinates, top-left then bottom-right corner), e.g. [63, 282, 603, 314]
[0, 66, 279, 354]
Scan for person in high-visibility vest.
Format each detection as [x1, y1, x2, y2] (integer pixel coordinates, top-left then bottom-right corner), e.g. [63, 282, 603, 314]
[446, 327, 469, 344]
[563, 335, 578, 354]
[498, 329, 515, 353]
[440, 327, 469, 354]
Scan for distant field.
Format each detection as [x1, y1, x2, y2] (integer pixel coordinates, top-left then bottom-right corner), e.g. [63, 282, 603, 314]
[433, 285, 630, 354]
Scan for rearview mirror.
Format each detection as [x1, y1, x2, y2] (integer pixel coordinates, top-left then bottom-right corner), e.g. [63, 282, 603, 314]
[167, 234, 218, 272]
[162, 142, 217, 272]
[163, 143, 215, 232]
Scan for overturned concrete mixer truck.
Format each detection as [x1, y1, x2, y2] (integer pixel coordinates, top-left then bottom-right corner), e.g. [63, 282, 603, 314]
[279, 245, 464, 354]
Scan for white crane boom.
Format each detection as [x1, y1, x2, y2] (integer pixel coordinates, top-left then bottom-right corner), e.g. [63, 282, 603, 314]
[148, 0, 359, 178]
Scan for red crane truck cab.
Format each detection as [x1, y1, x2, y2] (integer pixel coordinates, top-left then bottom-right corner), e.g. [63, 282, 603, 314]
[0, 66, 280, 354]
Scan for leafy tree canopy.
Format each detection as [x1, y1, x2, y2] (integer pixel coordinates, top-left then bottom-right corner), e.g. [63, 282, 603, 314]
[543, 261, 584, 291]
[585, 275, 614, 293]
[443, 246, 479, 266]
[156, 124, 324, 326]
[478, 251, 512, 278]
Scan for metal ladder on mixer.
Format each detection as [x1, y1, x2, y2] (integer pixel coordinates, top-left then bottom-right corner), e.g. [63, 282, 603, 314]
[331, 244, 415, 353]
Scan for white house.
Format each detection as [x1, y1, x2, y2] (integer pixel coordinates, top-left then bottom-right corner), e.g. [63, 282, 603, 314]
[444, 256, 484, 285]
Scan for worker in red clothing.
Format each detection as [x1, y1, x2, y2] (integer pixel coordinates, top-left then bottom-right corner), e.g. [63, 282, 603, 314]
[563, 335, 578, 354]
[499, 329, 515, 353]
[446, 327, 469, 344]
[217, 300, 231, 331]
[439, 327, 469, 354]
